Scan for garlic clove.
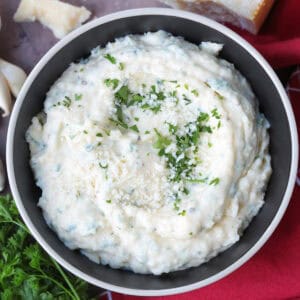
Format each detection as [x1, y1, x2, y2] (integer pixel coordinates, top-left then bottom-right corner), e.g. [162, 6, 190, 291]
[0, 59, 27, 98]
[0, 71, 12, 117]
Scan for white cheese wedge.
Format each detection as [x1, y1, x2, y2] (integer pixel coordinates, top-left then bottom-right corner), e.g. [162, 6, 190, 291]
[164, 0, 275, 34]
[13, 0, 91, 39]
[0, 59, 27, 97]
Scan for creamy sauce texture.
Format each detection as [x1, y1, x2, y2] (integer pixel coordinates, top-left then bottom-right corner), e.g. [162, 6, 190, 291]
[27, 31, 271, 275]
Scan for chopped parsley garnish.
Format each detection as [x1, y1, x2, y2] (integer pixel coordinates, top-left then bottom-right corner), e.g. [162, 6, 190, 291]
[104, 53, 116, 64]
[182, 187, 189, 195]
[102, 78, 222, 211]
[141, 103, 161, 113]
[173, 198, 181, 211]
[183, 94, 192, 105]
[209, 177, 220, 185]
[130, 94, 144, 106]
[129, 124, 139, 133]
[106, 199, 112, 204]
[115, 85, 131, 104]
[104, 79, 172, 132]
[152, 111, 219, 212]
[104, 129, 111, 136]
[191, 89, 199, 96]
[109, 117, 128, 130]
[211, 108, 221, 119]
[83, 130, 88, 134]
[186, 177, 208, 184]
[118, 62, 125, 70]
[150, 85, 166, 101]
[178, 210, 186, 216]
[96, 132, 103, 137]
[62, 96, 72, 108]
[104, 78, 119, 89]
[153, 128, 172, 151]
[99, 162, 108, 169]
[153, 112, 213, 184]
[74, 93, 82, 101]
[215, 91, 224, 100]
[167, 123, 178, 134]
[169, 90, 177, 97]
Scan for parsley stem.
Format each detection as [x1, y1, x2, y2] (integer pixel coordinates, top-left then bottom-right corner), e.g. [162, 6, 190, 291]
[35, 274, 76, 299]
[51, 257, 81, 300]
[0, 220, 30, 233]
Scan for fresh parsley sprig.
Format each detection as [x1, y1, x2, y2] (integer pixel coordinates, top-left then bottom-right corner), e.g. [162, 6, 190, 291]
[0, 194, 95, 300]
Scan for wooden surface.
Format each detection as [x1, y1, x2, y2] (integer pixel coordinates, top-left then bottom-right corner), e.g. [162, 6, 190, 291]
[0, 0, 167, 192]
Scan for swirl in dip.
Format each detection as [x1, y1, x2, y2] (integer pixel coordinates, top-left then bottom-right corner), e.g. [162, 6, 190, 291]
[26, 31, 271, 275]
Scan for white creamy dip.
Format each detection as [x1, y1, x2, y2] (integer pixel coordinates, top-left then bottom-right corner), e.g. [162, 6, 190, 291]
[26, 31, 271, 275]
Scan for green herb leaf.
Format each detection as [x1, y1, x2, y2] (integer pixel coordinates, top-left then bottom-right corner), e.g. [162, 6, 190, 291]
[104, 53, 116, 64]
[191, 89, 199, 96]
[62, 96, 72, 108]
[129, 124, 139, 133]
[0, 195, 91, 300]
[173, 198, 181, 211]
[209, 177, 220, 185]
[167, 123, 178, 134]
[115, 85, 131, 105]
[104, 78, 119, 89]
[153, 128, 172, 150]
[183, 94, 192, 105]
[178, 210, 186, 216]
[74, 94, 82, 101]
[215, 91, 224, 100]
[211, 108, 221, 119]
[99, 162, 108, 169]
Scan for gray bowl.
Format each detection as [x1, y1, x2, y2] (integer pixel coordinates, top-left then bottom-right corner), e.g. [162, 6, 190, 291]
[6, 8, 298, 296]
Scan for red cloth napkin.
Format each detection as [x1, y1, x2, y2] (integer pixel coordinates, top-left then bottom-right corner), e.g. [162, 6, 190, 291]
[107, 1, 300, 299]
[235, 0, 300, 69]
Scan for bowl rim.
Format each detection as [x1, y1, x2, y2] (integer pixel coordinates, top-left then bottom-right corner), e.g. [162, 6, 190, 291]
[6, 7, 299, 296]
